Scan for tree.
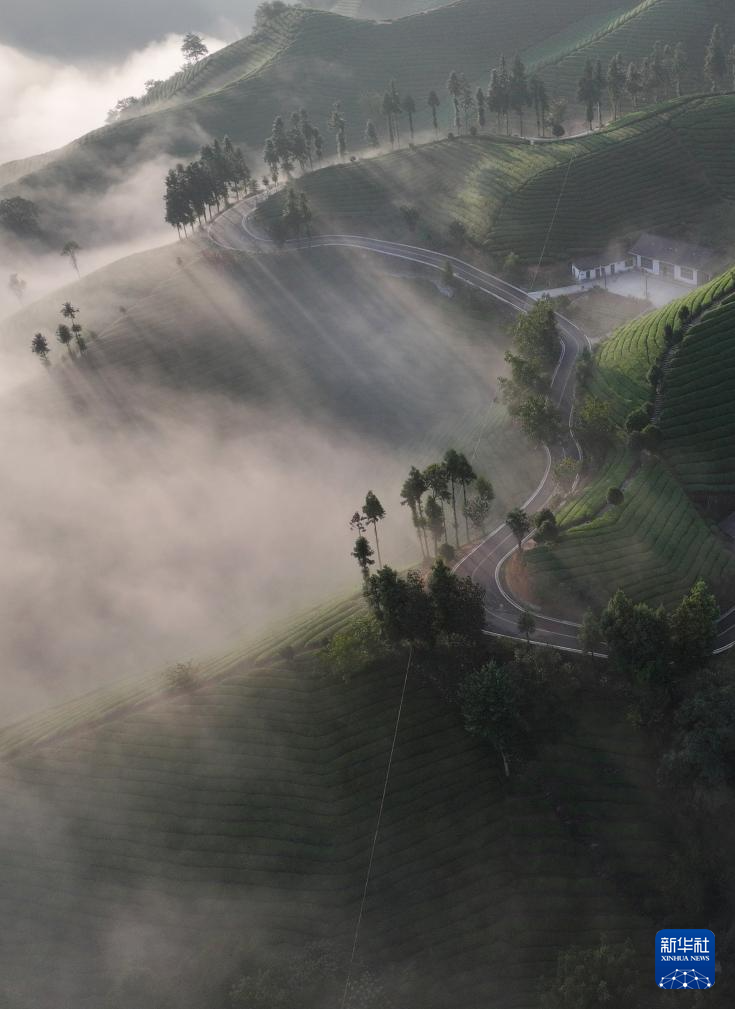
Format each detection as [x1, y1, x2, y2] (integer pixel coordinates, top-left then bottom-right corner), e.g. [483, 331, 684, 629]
[607, 486, 624, 506]
[578, 395, 613, 452]
[518, 609, 536, 644]
[448, 219, 467, 246]
[672, 42, 688, 97]
[8, 273, 26, 303]
[704, 25, 727, 93]
[254, 1, 290, 30]
[351, 536, 375, 580]
[0, 196, 40, 236]
[443, 449, 464, 547]
[427, 559, 485, 641]
[464, 495, 491, 537]
[660, 681, 735, 794]
[460, 661, 525, 777]
[540, 937, 641, 1009]
[625, 62, 643, 109]
[425, 495, 445, 555]
[56, 323, 74, 355]
[441, 260, 455, 289]
[363, 491, 386, 568]
[606, 53, 625, 120]
[553, 456, 579, 492]
[424, 463, 450, 540]
[548, 97, 566, 137]
[401, 469, 429, 559]
[516, 396, 562, 444]
[364, 566, 432, 645]
[61, 301, 79, 324]
[31, 332, 50, 361]
[593, 59, 605, 126]
[579, 610, 602, 659]
[475, 88, 486, 130]
[529, 75, 549, 136]
[729, 44, 735, 89]
[669, 579, 718, 675]
[509, 54, 530, 135]
[427, 90, 441, 136]
[507, 507, 531, 552]
[488, 56, 511, 134]
[446, 71, 462, 133]
[399, 205, 420, 232]
[61, 240, 81, 276]
[600, 589, 670, 687]
[328, 103, 347, 159]
[577, 59, 597, 131]
[403, 94, 416, 139]
[181, 32, 208, 65]
[365, 119, 380, 148]
[455, 452, 477, 540]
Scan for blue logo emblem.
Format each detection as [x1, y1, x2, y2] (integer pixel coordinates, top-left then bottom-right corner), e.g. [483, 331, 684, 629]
[656, 929, 715, 989]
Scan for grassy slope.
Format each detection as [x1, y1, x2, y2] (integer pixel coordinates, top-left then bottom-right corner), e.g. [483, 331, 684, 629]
[540, 0, 735, 103]
[1, 0, 626, 213]
[253, 95, 735, 266]
[0, 631, 674, 1009]
[528, 268, 735, 610]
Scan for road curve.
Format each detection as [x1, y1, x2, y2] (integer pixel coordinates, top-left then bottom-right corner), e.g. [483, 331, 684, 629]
[207, 197, 734, 656]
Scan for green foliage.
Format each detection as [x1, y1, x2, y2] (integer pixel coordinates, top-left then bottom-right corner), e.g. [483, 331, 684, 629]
[518, 609, 537, 641]
[427, 559, 486, 642]
[364, 567, 432, 645]
[579, 609, 602, 657]
[600, 588, 670, 688]
[539, 936, 641, 1009]
[399, 204, 420, 232]
[507, 507, 531, 550]
[577, 395, 613, 450]
[516, 395, 562, 445]
[553, 456, 580, 492]
[606, 486, 624, 506]
[624, 406, 649, 432]
[438, 542, 456, 563]
[322, 615, 386, 681]
[0, 197, 40, 237]
[669, 579, 719, 675]
[164, 660, 199, 694]
[460, 661, 526, 776]
[660, 679, 735, 794]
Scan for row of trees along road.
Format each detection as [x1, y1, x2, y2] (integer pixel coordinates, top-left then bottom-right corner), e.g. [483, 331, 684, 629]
[164, 136, 253, 236]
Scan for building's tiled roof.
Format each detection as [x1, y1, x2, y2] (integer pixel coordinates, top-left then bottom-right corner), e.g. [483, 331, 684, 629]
[572, 243, 628, 271]
[629, 233, 714, 270]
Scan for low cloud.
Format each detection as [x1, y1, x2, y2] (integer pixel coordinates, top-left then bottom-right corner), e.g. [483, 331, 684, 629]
[0, 32, 230, 163]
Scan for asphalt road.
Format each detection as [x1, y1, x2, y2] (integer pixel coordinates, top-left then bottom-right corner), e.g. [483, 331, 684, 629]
[208, 197, 734, 656]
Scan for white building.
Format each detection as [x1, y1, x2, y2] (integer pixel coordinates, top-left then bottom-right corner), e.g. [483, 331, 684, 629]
[628, 233, 713, 286]
[571, 233, 715, 287]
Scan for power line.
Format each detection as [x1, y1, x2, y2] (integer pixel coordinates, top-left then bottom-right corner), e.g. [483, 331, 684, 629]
[530, 154, 576, 292]
[340, 645, 413, 1009]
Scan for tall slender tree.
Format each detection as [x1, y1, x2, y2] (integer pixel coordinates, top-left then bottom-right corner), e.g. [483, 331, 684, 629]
[61, 241, 81, 277]
[363, 491, 386, 568]
[428, 90, 441, 136]
[704, 25, 727, 93]
[447, 71, 462, 133]
[594, 58, 605, 125]
[365, 120, 380, 148]
[401, 471, 429, 558]
[56, 323, 74, 355]
[577, 59, 597, 131]
[606, 53, 626, 120]
[31, 332, 50, 361]
[507, 507, 531, 553]
[509, 54, 530, 135]
[443, 449, 463, 547]
[403, 94, 416, 140]
[528, 75, 549, 136]
[625, 62, 643, 109]
[328, 103, 347, 159]
[455, 453, 477, 540]
[351, 537, 375, 580]
[475, 87, 486, 130]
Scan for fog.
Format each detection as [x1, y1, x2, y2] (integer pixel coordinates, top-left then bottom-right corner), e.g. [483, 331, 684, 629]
[0, 33, 231, 163]
[0, 245, 529, 725]
[1, 0, 259, 61]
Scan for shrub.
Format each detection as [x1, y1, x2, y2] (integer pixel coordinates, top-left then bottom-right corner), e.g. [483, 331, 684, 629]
[164, 660, 198, 694]
[641, 423, 663, 450]
[321, 616, 386, 681]
[278, 644, 295, 662]
[607, 486, 624, 506]
[625, 406, 649, 433]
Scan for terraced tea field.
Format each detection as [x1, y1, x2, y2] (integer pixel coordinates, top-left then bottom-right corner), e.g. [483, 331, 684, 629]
[661, 292, 735, 498]
[254, 96, 735, 270]
[591, 267, 735, 424]
[529, 458, 735, 611]
[0, 632, 675, 1009]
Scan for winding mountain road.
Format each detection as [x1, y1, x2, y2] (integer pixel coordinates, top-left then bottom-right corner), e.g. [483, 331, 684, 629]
[207, 197, 735, 655]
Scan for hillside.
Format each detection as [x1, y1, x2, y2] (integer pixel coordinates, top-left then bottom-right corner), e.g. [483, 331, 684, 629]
[0, 0, 628, 240]
[526, 268, 735, 613]
[0, 237, 543, 722]
[0, 624, 681, 1009]
[253, 95, 735, 272]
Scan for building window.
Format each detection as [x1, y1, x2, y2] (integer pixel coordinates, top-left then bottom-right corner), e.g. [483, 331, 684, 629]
[641, 256, 653, 270]
[699, 272, 711, 284]
[661, 261, 675, 278]
[680, 267, 694, 281]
